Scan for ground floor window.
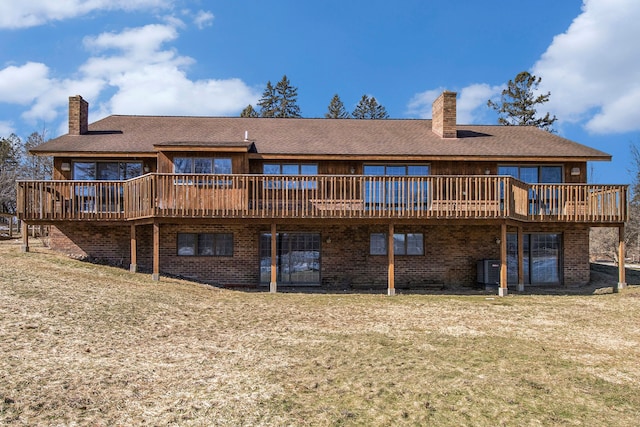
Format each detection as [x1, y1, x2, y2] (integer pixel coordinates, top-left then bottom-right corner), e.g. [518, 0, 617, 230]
[369, 233, 424, 256]
[507, 233, 561, 284]
[177, 233, 233, 256]
[260, 233, 320, 285]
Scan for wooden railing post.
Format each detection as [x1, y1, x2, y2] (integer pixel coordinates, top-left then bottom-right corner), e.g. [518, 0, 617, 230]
[130, 224, 137, 273]
[21, 221, 29, 253]
[270, 223, 277, 293]
[388, 223, 395, 296]
[152, 221, 160, 281]
[617, 225, 626, 292]
[499, 222, 508, 297]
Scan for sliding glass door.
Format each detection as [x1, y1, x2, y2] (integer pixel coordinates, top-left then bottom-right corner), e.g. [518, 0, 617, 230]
[507, 233, 561, 285]
[260, 233, 321, 285]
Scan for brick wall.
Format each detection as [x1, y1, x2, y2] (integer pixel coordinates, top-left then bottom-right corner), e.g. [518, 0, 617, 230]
[50, 224, 132, 267]
[320, 224, 502, 289]
[431, 91, 457, 138]
[559, 224, 590, 286]
[68, 95, 88, 135]
[48, 222, 592, 289]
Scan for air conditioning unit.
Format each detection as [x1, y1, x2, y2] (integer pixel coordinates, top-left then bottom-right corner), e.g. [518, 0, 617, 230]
[477, 259, 500, 287]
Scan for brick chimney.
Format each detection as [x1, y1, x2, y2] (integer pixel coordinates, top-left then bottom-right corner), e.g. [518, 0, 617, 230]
[432, 91, 457, 138]
[69, 95, 89, 135]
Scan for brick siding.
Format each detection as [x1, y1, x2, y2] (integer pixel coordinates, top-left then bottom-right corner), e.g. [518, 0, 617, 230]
[48, 222, 591, 289]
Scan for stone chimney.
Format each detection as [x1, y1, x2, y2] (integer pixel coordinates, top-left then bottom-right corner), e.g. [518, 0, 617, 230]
[431, 91, 457, 138]
[69, 95, 89, 135]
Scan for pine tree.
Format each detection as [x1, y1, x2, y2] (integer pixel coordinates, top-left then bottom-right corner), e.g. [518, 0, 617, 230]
[325, 94, 350, 119]
[256, 76, 302, 118]
[352, 95, 389, 119]
[369, 96, 389, 119]
[257, 81, 278, 118]
[240, 104, 258, 118]
[487, 71, 557, 132]
[274, 75, 301, 118]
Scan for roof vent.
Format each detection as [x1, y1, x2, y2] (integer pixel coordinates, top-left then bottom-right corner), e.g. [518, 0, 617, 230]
[244, 130, 249, 141]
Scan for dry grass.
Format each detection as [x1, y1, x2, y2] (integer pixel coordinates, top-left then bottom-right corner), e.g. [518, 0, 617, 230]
[1, 239, 640, 426]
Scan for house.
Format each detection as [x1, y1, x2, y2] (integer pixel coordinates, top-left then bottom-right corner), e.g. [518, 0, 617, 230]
[17, 92, 628, 295]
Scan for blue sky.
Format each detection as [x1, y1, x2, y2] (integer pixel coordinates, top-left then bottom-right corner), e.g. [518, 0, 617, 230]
[1, 0, 639, 184]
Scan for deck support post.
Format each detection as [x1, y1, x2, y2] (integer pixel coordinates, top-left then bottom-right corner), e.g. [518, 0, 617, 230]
[21, 221, 29, 253]
[517, 225, 524, 292]
[152, 221, 160, 281]
[130, 224, 137, 273]
[617, 224, 626, 292]
[499, 222, 508, 296]
[270, 223, 277, 293]
[388, 223, 395, 296]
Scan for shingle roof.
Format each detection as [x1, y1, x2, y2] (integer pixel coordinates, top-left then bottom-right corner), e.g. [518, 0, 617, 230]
[31, 115, 611, 160]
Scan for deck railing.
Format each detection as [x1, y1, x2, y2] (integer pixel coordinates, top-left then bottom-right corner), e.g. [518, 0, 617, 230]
[17, 174, 628, 223]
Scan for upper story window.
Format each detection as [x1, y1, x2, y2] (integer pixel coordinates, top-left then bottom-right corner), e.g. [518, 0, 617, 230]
[263, 164, 318, 175]
[498, 165, 562, 183]
[263, 163, 318, 189]
[73, 161, 142, 180]
[363, 165, 430, 209]
[364, 165, 430, 176]
[174, 157, 232, 174]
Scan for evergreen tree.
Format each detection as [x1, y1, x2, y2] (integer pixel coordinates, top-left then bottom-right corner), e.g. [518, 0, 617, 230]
[257, 81, 278, 118]
[487, 71, 557, 132]
[325, 94, 350, 119]
[352, 95, 389, 119]
[240, 104, 259, 118]
[256, 76, 302, 118]
[274, 75, 301, 118]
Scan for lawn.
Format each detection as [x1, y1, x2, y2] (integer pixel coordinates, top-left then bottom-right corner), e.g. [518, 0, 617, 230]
[1, 238, 639, 426]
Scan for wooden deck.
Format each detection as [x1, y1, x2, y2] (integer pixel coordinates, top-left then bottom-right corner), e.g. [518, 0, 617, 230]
[17, 174, 628, 223]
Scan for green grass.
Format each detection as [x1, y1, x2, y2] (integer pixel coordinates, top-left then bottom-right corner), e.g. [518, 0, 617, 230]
[1, 239, 639, 426]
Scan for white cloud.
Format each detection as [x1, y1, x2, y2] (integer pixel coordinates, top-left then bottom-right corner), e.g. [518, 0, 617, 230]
[81, 23, 259, 116]
[533, 0, 640, 134]
[0, 121, 16, 136]
[406, 87, 444, 119]
[0, 0, 171, 29]
[21, 78, 105, 123]
[457, 84, 504, 124]
[84, 24, 180, 57]
[193, 10, 214, 29]
[407, 84, 502, 124]
[0, 61, 104, 124]
[0, 19, 259, 132]
[0, 62, 51, 104]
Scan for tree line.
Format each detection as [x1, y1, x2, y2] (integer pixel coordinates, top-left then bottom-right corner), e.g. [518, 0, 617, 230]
[240, 75, 388, 119]
[0, 132, 52, 215]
